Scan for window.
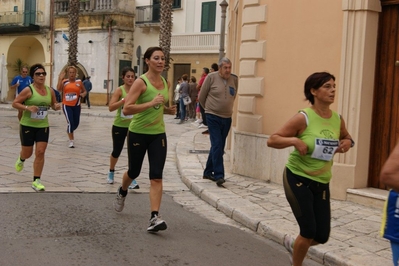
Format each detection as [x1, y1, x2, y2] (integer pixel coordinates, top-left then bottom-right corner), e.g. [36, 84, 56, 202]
[172, 0, 181, 9]
[201, 1, 216, 32]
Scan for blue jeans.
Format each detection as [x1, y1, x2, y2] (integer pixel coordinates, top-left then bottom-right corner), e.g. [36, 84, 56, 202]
[179, 97, 186, 120]
[392, 241, 399, 266]
[85, 92, 90, 108]
[203, 114, 232, 180]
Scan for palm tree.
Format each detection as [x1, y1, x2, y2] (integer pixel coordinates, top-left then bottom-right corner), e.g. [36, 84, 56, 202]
[68, 0, 80, 66]
[159, 0, 173, 108]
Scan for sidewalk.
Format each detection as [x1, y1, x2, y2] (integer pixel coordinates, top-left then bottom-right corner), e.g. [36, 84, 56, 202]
[0, 103, 392, 265]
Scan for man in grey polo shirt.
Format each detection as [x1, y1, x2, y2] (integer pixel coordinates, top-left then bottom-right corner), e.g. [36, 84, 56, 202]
[199, 58, 238, 186]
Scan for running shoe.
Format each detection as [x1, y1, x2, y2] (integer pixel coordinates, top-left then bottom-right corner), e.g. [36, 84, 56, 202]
[107, 172, 114, 184]
[147, 215, 167, 232]
[198, 124, 207, 128]
[283, 234, 294, 264]
[15, 157, 24, 172]
[128, 179, 139, 189]
[68, 140, 74, 148]
[32, 179, 45, 191]
[114, 186, 126, 212]
[195, 119, 202, 124]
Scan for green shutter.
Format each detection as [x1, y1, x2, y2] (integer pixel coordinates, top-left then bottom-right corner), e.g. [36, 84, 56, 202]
[201, 1, 216, 32]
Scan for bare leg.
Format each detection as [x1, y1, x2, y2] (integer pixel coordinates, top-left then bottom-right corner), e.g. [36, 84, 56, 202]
[293, 235, 319, 266]
[33, 142, 48, 177]
[121, 171, 131, 191]
[149, 179, 163, 212]
[67, 132, 74, 141]
[109, 155, 118, 170]
[20, 146, 34, 160]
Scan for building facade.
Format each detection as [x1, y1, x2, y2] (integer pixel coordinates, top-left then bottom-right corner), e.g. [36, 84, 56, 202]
[0, 0, 52, 102]
[53, 0, 135, 105]
[133, 0, 225, 98]
[225, 0, 397, 206]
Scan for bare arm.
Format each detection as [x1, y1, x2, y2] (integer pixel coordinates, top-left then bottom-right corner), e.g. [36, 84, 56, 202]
[10, 83, 19, 90]
[57, 71, 66, 92]
[337, 117, 353, 153]
[12, 87, 33, 112]
[122, 78, 165, 116]
[380, 141, 399, 191]
[164, 81, 176, 113]
[108, 87, 123, 112]
[79, 81, 87, 98]
[267, 113, 308, 155]
[50, 89, 61, 110]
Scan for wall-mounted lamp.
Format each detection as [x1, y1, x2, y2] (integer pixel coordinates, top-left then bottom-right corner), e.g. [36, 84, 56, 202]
[88, 40, 93, 43]
[54, 40, 59, 44]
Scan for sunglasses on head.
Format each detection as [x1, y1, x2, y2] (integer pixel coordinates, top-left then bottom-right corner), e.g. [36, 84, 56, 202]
[34, 72, 47, 76]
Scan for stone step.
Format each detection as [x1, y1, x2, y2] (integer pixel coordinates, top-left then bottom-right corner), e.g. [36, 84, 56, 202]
[346, 187, 388, 209]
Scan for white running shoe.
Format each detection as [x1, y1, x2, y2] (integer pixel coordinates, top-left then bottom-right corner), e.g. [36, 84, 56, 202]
[195, 119, 203, 124]
[68, 140, 74, 148]
[283, 234, 294, 264]
[114, 186, 126, 212]
[128, 179, 139, 189]
[198, 124, 208, 128]
[147, 215, 167, 232]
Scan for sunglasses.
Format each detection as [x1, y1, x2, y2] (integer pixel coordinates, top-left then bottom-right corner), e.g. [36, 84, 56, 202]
[34, 72, 47, 76]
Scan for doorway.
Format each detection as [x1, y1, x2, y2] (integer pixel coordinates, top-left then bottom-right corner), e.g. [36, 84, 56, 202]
[173, 63, 191, 90]
[368, 1, 399, 189]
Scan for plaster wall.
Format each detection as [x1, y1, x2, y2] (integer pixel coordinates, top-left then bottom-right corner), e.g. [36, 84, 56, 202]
[227, 0, 381, 199]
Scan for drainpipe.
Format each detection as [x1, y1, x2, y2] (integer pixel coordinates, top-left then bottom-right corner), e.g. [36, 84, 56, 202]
[49, 0, 55, 87]
[106, 23, 111, 105]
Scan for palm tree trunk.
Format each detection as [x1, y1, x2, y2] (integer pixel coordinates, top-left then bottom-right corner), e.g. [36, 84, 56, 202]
[68, 0, 80, 66]
[159, 0, 172, 72]
[159, 0, 173, 108]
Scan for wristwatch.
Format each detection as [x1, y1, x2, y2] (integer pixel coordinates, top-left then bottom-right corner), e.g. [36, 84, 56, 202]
[121, 98, 125, 103]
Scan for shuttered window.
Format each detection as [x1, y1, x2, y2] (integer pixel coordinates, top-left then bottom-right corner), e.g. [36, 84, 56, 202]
[201, 1, 216, 32]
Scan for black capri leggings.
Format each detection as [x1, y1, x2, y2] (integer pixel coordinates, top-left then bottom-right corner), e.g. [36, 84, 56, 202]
[127, 132, 167, 180]
[283, 167, 331, 244]
[111, 125, 129, 158]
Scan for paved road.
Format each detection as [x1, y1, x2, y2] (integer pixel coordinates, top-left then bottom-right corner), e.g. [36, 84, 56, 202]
[0, 193, 295, 266]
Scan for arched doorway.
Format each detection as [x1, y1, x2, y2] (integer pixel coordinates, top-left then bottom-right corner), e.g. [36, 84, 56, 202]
[7, 36, 45, 101]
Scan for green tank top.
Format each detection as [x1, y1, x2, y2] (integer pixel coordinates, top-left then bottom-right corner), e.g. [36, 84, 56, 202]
[20, 85, 51, 128]
[286, 108, 341, 184]
[113, 85, 132, 128]
[129, 74, 168, 134]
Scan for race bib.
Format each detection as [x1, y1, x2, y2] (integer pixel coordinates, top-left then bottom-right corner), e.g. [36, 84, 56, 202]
[65, 93, 77, 101]
[120, 107, 133, 119]
[311, 138, 339, 161]
[30, 106, 48, 120]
